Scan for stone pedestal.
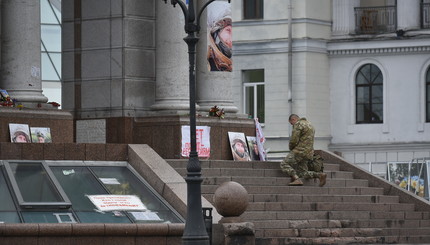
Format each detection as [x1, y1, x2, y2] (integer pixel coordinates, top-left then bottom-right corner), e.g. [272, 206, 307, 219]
[102, 115, 256, 160]
[212, 181, 254, 245]
[1, 0, 48, 105]
[0, 108, 73, 143]
[212, 222, 255, 245]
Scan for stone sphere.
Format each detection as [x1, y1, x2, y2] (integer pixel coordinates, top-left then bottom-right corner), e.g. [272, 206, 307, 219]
[213, 181, 248, 217]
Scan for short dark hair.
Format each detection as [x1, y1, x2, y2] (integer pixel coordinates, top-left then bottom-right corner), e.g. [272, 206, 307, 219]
[289, 114, 299, 120]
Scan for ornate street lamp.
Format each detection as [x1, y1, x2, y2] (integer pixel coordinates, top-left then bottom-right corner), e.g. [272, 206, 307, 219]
[161, 0, 231, 245]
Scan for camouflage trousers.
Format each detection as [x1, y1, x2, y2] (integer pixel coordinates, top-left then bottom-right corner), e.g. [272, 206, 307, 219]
[280, 152, 323, 179]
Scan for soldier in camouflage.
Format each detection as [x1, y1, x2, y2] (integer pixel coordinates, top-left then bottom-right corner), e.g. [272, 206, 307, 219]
[280, 114, 327, 186]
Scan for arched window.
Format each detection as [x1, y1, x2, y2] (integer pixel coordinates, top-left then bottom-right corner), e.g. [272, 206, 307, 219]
[356, 64, 383, 124]
[426, 67, 430, 122]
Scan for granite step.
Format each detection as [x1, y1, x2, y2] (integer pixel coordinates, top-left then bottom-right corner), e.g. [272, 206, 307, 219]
[174, 167, 354, 179]
[241, 210, 429, 221]
[257, 234, 430, 244]
[167, 160, 340, 171]
[254, 227, 430, 239]
[202, 185, 384, 195]
[202, 176, 369, 187]
[251, 218, 430, 229]
[246, 202, 416, 212]
[250, 194, 400, 203]
[203, 193, 401, 204]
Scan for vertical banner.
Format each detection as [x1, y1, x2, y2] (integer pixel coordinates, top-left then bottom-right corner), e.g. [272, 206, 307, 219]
[181, 126, 211, 158]
[207, 1, 232, 72]
[255, 118, 267, 161]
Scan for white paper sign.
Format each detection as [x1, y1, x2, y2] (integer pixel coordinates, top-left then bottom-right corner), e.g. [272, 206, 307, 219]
[181, 126, 211, 158]
[87, 195, 146, 211]
[62, 169, 75, 176]
[130, 211, 162, 221]
[99, 178, 121, 185]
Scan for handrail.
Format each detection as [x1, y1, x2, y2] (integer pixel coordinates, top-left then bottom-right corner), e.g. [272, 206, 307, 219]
[354, 5, 397, 34]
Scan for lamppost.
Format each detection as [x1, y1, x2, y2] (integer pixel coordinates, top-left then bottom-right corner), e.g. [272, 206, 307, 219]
[161, 0, 230, 245]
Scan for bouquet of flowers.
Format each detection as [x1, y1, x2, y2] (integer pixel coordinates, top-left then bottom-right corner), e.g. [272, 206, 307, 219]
[209, 105, 225, 119]
[0, 89, 15, 107]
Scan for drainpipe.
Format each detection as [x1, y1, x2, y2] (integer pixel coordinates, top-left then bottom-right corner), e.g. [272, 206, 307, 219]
[288, 0, 293, 135]
[288, 0, 293, 115]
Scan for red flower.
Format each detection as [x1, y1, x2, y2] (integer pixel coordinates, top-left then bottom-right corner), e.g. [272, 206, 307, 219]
[48, 101, 61, 107]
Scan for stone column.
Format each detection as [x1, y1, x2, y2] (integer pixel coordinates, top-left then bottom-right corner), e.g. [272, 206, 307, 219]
[196, 1, 238, 114]
[332, 0, 360, 36]
[397, 0, 420, 31]
[1, 0, 48, 105]
[151, 1, 190, 113]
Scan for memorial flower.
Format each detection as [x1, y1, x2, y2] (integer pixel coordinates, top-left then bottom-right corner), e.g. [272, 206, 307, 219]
[209, 105, 225, 119]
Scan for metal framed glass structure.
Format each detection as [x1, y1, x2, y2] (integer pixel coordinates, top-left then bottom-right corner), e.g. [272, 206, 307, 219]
[0, 160, 184, 224]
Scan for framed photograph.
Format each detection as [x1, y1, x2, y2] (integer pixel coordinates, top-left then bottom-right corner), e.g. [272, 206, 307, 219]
[246, 136, 261, 161]
[30, 127, 52, 143]
[9, 123, 31, 143]
[228, 132, 251, 161]
[387, 161, 428, 199]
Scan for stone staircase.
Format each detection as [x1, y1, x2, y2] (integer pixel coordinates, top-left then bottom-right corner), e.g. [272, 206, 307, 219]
[167, 153, 430, 244]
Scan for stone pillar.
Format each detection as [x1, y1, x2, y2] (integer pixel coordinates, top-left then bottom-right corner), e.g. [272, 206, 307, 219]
[151, 1, 190, 113]
[397, 0, 420, 31]
[332, 0, 360, 36]
[196, 1, 238, 114]
[1, 0, 48, 105]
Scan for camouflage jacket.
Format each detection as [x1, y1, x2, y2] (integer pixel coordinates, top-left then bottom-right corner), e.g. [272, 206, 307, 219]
[289, 117, 315, 159]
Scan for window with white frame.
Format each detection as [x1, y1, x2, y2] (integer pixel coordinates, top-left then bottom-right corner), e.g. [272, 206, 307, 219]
[243, 69, 265, 123]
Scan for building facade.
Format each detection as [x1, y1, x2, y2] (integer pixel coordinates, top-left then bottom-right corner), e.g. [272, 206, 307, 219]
[231, 0, 332, 155]
[1, 0, 429, 165]
[328, 0, 430, 166]
[231, 0, 430, 166]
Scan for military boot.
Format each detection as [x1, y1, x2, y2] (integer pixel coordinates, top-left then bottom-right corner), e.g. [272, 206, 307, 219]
[288, 175, 303, 186]
[318, 173, 327, 187]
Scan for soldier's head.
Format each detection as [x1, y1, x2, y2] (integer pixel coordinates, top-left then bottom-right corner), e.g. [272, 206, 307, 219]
[232, 138, 246, 154]
[288, 114, 300, 125]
